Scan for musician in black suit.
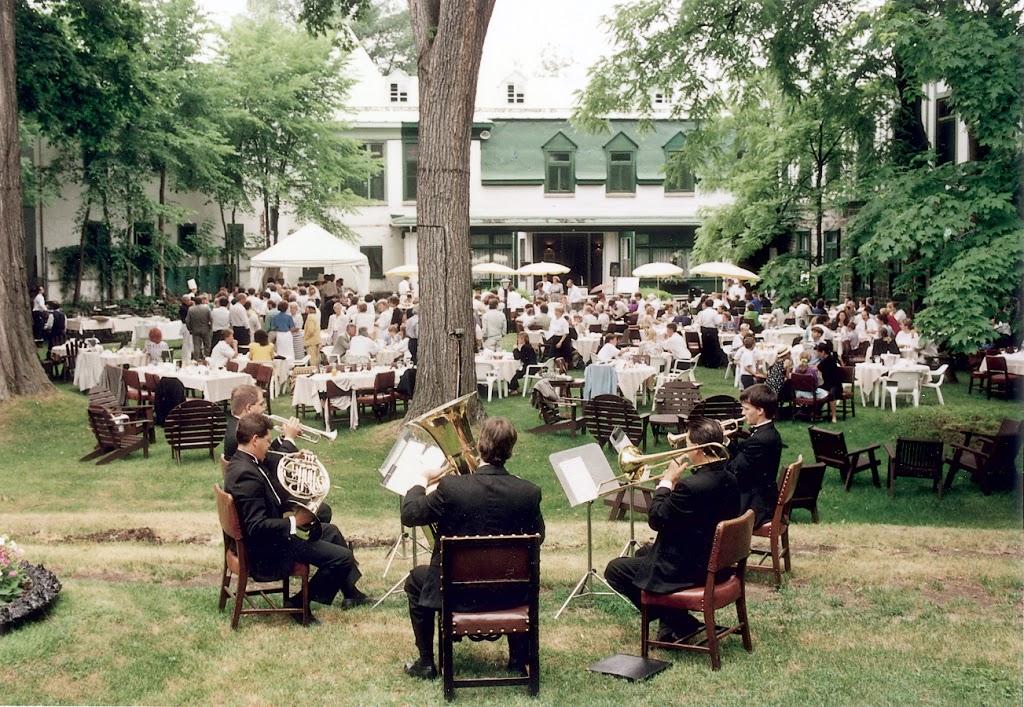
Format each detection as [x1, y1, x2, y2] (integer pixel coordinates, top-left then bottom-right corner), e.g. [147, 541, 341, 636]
[400, 418, 545, 680]
[727, 383, 783, 527]
[224, 414, 369, 623]
[221, 384, 332, 523]
[605, 418, 740, 641]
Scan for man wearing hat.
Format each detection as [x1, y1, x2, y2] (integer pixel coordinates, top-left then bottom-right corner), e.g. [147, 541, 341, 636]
[303, 302, 322, 366]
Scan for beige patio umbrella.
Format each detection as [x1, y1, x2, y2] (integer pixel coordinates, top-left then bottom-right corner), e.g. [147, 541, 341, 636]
[516, 261, 570, 276]
[689, 261, 760, 282]
[472, 262, 517, 287]
[633, 261, 685, 289]
[384, 263, 418, 277]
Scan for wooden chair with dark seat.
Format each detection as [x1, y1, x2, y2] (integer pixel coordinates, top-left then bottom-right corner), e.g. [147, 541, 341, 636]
[527, 396, 583, 438]
[750, 456, 802, 587]
[165, 399, 228, 465]
[357, 370, 396, 421]
[252, 363, 275, 415]
[788, 462, 826, 523]
[225, 360, 240, 373]
[648, 381, 703, 445]
[641, 509, 755, 671]
[214, 485, 310, 629]
[966, 351, 989, 395]
[845, 340, 870, 365]
[791, 373, 829, 422]
[143, 372, 160, 402]
[324, 379, 353, 429]
[581, 394, 649, 452]
[837, 366, 856, 420]
[81, 406, 151, 465]
[439, 534, 541, 701]
[984, 356, 1019, 400]
[885, 438, 944, 498]
[88, 385, 155, 443]
[944, 418, 1024, 495]
[808, 426, 881, 491]
[700, 394, 743, 422]
[588, 324, 603, 335]
[122, 368, 150, 406]
[684, 331, 703, 358]
[63, 338, 83, 382]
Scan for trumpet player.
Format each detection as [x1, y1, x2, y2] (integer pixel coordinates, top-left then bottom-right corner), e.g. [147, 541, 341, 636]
[224, 414, 372, 625]
[728, 384, 783, 527]
[222, 385, 333, 523]
[604, 418, 739, 643]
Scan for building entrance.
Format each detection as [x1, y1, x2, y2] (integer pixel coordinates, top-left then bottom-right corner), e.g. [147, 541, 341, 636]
[532, 233, 603, 288]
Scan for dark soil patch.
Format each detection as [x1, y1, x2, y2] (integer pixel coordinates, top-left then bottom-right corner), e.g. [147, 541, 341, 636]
[64, 527, 163, 544]
[347, 535, 404, 549]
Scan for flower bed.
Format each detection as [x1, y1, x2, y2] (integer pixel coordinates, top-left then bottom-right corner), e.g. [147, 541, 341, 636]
[0, 536, 62, 633]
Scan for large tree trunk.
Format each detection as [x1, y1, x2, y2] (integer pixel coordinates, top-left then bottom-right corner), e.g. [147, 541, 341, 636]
[407, 0, 495, 418]
[0, 2, 51, 401]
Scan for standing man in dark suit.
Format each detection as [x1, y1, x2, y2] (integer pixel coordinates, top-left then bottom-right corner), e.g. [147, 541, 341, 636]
[727, 383, 783, 527]
[185, 295, 213, 361]
[400, 418, 545, 680]
[605, 418, 739, 641]
[224, 414, 369, 623]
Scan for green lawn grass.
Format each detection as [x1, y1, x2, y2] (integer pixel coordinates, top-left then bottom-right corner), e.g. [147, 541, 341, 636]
[1, 350, 1021, 705]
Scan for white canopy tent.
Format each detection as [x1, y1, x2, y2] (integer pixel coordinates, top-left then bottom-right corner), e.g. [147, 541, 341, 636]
[248, 224, 370, 295]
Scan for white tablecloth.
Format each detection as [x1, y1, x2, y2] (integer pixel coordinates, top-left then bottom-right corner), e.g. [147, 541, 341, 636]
[475, 354, 519, 383]
[762, 326, 806, 346]
[855, 361, 930, 406]
[291, 367, 407, 430]
[613, 362, 657, 406]
[573, 335, 602, 364]
[130, 364, 254, 403]
[131, 320, 183, 344]
[979, 352, 1024, 376]
[74, 349, 148, 391]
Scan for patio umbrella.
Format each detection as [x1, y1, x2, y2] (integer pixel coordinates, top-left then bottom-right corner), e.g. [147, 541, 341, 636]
[472, 262, 517, 288]
[690, 261, 760, 282]
[517, 261, 570, 276]
[384, 263, 418, 277]
[633, 261, 684, 289]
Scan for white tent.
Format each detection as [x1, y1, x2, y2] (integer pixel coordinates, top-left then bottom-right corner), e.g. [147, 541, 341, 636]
[249, 224, 370, 294]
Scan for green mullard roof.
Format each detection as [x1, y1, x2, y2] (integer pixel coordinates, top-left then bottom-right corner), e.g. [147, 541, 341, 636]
[479, 119, 693, 185]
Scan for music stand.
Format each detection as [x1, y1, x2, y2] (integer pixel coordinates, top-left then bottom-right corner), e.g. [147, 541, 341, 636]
[374, 428, 447, 607]
[550, 444, 636, 618]
[602, 427, 645, 558]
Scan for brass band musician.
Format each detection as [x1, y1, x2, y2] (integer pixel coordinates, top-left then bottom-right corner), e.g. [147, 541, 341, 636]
[604, 418, 740, 642]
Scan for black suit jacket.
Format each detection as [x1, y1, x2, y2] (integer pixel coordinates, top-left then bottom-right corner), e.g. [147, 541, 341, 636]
[632, 461, 740, 593]
[727, 421, 783, 527]
[513, 344, 537, 370]
[401, 464, 544, 608]
[224, 450, 294, 579]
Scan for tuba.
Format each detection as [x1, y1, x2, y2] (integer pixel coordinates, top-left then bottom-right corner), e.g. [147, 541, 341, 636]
[277, 449, 331, 542]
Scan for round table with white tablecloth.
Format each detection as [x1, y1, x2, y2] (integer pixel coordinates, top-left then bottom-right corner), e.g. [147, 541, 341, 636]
[131, 319, 183, 345]
[474, 353, 519, 383]
[130, 363, 254, 404]
[74, 348, 148, 391]
[979, 351, 1024, 376]
[762, 326, 806, 347]
[572, 335, 602, 364]
[291, 366, 407, 430]
[612, 361, 657, 407]
[854, 360, 930, 406]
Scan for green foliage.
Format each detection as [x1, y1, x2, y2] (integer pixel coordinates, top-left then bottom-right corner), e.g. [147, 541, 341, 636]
[349, 0, 415, 75]
[49, 245, 85, 302]
[758, 253, 813, 305]
[0, 536, 28, 604]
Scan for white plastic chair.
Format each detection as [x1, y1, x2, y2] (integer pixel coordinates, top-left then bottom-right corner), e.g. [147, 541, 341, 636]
[921, 364, 948, 405]
[475, 361, 507, 402]
[882, 369, 923, 411]
[673, 354, 700, 384]
[521, 358, 555, 397]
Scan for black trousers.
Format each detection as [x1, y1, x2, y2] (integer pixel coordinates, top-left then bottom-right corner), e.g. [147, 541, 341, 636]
[283, 523, 362, 605]
[32, 311, 47, 339]
[233, 326, 251, 347]
[604, 553, 699, 632]
[408, 338, 418, 365]
[405, 564, 529, 665]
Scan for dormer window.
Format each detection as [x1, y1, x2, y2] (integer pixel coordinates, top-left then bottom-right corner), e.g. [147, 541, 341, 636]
[389, 82, 408, 103]
[507, 83, 525, 104]
[604, 133, 639, 194]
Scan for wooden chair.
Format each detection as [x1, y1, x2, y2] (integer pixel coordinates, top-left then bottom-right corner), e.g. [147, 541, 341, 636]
[648, 381, 702, 445]
[845, 340, 870, 365]
[88, 385, 155, 443]
[750, 457, 802, 587]
[791, 373, 829, 422]
[225, 360, 240, 373]
[439, 534, 541, 701]
[641, 510, 755, 671]
[527, 397, 582, 438]
[214, 485, 310, 629]
[63, 338, 83, 382]
[837, 366, 856, 420]
[788, 462, 826, 523]
[944, 418, 1024, 495]
[684, 331, 703, 357]
[143, 372, 160, 402]
[808, 426, 881, 491]
[984, 356, 1018, 400]
[582, 394, 649, 452]
[885, 438, 944, 498]
[966, 351, 989, 395]
[252, 363, 274, 415]
[165, 399, 228, 466]
[357, 370, 396, 421]
[700, 394, 743, 422]
[552, 357, 584, 398]
[81, 406, 150, 465]
[324, 379, 353, 429]
[122, 368, 149, 405]
[289, 365, 318, 417]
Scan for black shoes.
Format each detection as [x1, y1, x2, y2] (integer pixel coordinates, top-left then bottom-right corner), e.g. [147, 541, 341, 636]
[342, 593, 374, 609]
[285, 598, 319, 626]
[403, 659, 438, 680]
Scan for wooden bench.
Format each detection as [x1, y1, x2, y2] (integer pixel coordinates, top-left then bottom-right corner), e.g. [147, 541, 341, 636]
[81, 406, 150, 465]
[165, 399, 228, 465]
[581, 394, 649, 452]
[88, 385, 154, 443]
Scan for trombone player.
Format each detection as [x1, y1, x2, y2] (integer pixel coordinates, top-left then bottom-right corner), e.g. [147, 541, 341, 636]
[604, 417, 740, 643]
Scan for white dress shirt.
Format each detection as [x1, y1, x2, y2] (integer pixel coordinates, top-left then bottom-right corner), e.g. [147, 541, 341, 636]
[660, 333, 691, 360]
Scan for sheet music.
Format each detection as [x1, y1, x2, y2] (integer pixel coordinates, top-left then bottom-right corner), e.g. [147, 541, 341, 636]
[557, 456, 596, 507]
[550, 444, 618, 508]
[379, 429, 447, 496]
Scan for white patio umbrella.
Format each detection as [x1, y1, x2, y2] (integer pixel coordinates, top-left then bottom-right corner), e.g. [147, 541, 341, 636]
[517, 261, 570, 276]
[384, 263, 418, 277]
[633, 261, 685, 290]
[690, 261, 760, 282]
[472, 262, 517, 276]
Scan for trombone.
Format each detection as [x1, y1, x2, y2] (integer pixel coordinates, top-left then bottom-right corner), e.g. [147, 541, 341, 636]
[665, 416, 746, 448]
[268, 414, 338, 443]
[598, 441, 731, 496]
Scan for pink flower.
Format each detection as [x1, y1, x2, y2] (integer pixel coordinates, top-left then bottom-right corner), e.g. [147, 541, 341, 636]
[8, 570, 16, 577]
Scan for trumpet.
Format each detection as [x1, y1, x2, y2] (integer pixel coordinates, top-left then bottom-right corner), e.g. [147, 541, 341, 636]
[666, 417, 746, 447]
[268, 414, 337, 443]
